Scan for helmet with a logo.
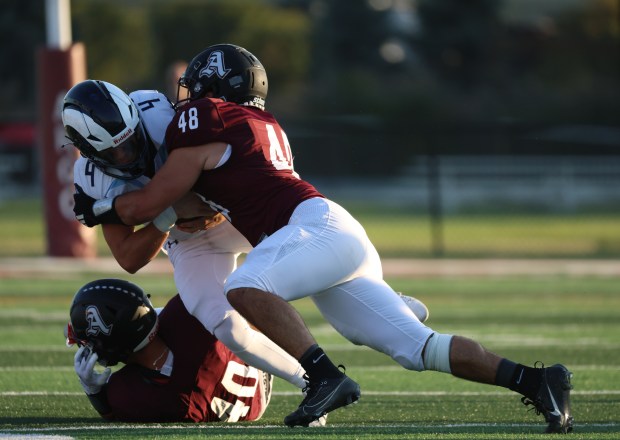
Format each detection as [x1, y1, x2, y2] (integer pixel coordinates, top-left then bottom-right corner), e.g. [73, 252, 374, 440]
[177, 44, 268, 110]
[68, 279, 158, 367]
[62, 80, 152, 180]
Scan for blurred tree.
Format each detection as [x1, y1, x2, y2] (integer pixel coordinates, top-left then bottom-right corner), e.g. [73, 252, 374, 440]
[147, 0, 311, 110]
[403, 0, 620, 126]
[72, 1, 154, 91]
[531, 0, 620, 124]
[415, 0, 502, 89]
[307, 0, 393, 112]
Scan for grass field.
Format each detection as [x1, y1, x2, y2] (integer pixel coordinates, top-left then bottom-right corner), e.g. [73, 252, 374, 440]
[1, 198, 620, 258]
[0, 197, 618, 438]
[0, 271, 618, 439]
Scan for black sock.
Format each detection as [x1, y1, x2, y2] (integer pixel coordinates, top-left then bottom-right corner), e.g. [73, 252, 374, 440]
[495, 359, 543, 400]
[299, 345, 344, 381]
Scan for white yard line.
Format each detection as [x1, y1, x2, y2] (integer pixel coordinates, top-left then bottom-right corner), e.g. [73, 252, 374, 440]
[0, 363, 618, 372]
[0, 422, 618, 433]
[2, 390, 619, 397]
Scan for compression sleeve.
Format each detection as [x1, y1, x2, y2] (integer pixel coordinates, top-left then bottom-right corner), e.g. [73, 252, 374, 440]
[86, 385, 113, 419]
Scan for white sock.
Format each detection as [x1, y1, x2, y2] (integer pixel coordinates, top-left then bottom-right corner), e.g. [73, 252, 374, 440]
[214, 313, 307, 389]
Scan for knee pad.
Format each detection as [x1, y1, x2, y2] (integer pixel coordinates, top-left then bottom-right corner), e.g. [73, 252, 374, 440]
[212, 313, 254, 353]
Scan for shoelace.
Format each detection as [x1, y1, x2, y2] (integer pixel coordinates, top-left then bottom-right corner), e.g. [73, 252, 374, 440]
[521, 396, 545, 416]
[520, 361, 550, 417]
[300, 365, 348, 404]
[299, 373, 312, 406]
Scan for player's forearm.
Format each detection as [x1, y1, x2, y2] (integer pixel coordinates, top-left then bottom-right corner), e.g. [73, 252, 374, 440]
[88, 149, 201, 226]
[86, 386, 113, 419]
[103, 224, 167, 274]
[114, 146, 209, 224]
[114, 190, 166, 225]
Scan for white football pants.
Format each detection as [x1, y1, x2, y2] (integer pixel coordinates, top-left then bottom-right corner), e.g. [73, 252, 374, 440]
[166, 220, 306, 388]
[225, 197, 434, 371]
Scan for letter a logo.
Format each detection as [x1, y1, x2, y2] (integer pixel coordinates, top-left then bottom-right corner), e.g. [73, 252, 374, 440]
[199, 50, 231, 79]
[85, 306, 113, 337]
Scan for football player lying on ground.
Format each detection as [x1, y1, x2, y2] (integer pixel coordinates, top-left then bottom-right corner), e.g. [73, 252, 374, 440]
[66, 278, 274, 423]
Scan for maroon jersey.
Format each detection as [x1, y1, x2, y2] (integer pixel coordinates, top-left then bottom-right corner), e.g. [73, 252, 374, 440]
[165, 98, 323, 246]
[105, 295, 266, 422]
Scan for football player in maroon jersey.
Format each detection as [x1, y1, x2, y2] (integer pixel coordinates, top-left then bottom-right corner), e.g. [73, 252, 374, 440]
[73, 44, 573, 433]
[67, 278, 272, 423]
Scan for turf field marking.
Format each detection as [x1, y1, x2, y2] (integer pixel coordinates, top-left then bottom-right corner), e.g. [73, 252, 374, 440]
[0, 435, 74, 439]
[0, 347, 73, 352]
[2, 390, 619, 397]
[0, 435, 74, 440]
[0, 367, 74, 372]
[3, 364, 617, 372]
[2, 335, 620, 351]
[0, 422, 618, 433]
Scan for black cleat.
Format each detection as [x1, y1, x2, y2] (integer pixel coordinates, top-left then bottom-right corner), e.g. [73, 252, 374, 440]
[522, 363, 574, 434]
[284, 374, 360, 427]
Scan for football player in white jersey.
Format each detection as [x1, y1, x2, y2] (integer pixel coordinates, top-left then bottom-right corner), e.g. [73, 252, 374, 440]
[63, 80, 430, 423]
[64, 80, 312, 393]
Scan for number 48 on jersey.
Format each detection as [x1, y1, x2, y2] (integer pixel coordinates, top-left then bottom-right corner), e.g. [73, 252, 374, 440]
[177, 107, 299, 178]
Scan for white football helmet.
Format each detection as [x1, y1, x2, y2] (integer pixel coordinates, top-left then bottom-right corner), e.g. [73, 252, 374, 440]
[62, 80, 151, 180]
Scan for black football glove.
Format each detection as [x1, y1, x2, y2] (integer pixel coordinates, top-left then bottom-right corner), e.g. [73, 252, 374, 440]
[73, 184, 125, 227]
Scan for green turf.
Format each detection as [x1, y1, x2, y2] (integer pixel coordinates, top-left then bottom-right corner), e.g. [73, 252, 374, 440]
[0, 272, 618, 439]
[2, 198, 620, 258]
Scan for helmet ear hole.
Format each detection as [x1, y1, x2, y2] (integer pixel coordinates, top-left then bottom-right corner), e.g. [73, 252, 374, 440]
[206, 82, 220, 99]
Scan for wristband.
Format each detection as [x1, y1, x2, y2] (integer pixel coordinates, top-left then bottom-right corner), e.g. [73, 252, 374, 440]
[93, 198, 115, 216]
[92, 197, 125, 225]
[152, 207, 178, 232]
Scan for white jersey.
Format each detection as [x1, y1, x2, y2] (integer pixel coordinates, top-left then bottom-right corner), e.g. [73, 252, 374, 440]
[71, 90, 307, 390]
[73, 90, 192, 243]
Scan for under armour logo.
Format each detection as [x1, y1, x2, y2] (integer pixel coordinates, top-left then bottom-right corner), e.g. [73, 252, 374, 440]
[85, 306, 113, 337]
[199, 50, 231, 79]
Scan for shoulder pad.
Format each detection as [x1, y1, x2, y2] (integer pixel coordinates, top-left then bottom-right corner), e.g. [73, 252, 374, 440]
[129, 90, 175, 148]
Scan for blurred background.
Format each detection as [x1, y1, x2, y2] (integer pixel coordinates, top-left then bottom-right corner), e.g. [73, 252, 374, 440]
[0, 0, 619, 258]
